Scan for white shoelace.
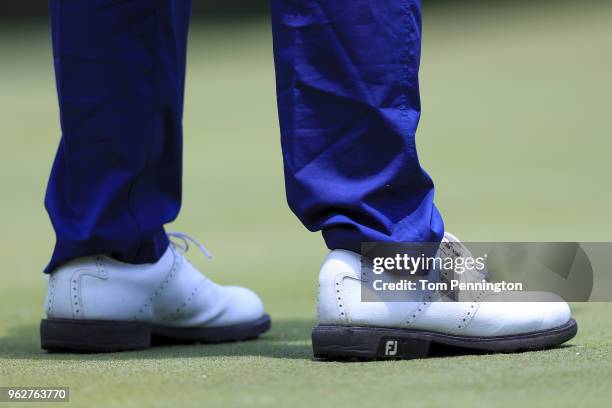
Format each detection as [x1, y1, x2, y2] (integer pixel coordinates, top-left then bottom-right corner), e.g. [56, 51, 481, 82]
[167, 232, 212, 259]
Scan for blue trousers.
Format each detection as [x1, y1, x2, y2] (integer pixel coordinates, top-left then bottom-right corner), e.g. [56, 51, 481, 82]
[45, 0, 443, 273]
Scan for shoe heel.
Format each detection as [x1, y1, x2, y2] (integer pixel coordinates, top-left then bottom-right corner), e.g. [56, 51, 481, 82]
[41, 318, 151, 353]
[312, 325, 431, 360]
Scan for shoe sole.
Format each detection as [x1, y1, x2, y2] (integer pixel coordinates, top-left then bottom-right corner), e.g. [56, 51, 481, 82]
[312, 318, 578, 360]
[40, 314, 271, 353]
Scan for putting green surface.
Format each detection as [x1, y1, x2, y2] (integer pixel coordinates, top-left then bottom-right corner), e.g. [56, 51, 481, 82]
[1, 1, 612, 407]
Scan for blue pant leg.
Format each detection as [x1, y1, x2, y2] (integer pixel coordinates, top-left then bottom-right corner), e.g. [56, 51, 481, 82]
[270, 0, 444, 251]
[44, 0, 191, 273]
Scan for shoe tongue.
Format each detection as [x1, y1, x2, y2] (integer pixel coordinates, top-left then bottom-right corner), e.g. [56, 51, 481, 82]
[439, 233, 490, 282]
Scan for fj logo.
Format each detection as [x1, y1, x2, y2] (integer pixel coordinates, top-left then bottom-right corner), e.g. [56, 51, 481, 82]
[384, 340, 398, 356]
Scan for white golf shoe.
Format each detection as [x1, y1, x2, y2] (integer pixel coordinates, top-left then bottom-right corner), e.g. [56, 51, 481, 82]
[41, 233, 270, 352]
[312, 233, 577, 359]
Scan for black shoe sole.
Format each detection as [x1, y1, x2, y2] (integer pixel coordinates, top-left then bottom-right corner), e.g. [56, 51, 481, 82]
[312, 318, 578, 360]
[40, 314, 271, 353]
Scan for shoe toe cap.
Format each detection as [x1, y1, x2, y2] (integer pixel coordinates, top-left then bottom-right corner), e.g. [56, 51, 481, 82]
[465, 291, 572, 336]
[212, 286, 265, 326]
[540, 296, 572, 330]
[510, 291, 571, 331]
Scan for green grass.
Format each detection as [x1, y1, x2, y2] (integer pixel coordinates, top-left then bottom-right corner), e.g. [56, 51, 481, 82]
[1, 1, 612, 407]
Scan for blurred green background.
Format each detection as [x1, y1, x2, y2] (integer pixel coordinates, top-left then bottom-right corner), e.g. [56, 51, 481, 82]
[1, 1, 611, 407]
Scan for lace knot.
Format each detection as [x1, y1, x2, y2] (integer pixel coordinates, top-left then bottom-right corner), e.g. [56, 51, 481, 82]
[167, 232, 212, 259]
